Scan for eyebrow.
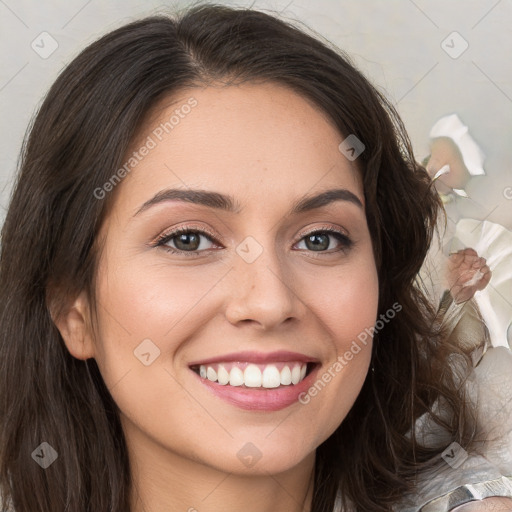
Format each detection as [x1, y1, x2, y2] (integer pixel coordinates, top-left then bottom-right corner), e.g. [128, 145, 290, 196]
[133, 187, 363, 217]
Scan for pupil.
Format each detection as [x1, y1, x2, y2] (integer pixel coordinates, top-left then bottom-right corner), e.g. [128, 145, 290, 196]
[176, 233, 199, 250]
[307, 234, 328, 251]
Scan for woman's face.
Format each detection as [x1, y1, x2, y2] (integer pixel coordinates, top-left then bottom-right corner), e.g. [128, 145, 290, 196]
[80, 82, 379, 476]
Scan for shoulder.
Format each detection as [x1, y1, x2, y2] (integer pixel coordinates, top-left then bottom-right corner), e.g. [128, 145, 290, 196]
[450, 497, 512, 511]
[417, 476, 512, 512]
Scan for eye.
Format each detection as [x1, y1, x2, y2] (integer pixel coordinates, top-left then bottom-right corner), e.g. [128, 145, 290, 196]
[153, 224, 353, 257]
[154, 226, 220, 257]
[294, 226, 353, 253]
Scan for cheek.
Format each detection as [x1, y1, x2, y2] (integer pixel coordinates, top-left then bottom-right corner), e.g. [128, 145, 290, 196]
[306, 253, 379, 348]
[90, 261, 225, 437]
[292, 253, 379, 430]
[98, 253, 221, 331]
[91, 258, 231, 383]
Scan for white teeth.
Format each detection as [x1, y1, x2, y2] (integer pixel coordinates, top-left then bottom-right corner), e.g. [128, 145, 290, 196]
[229, 366, 244, 386]
[280, 366, 292, 385]
[206, 367, 217, 382]
[291, 365, 301, 385]
[262, 365, 281, 388]
[244, 364, 262, 387]
[217, 365, 230, 385]
[196, 362, 309, 388]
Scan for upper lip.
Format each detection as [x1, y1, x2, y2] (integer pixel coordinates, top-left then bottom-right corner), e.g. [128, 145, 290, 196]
[188, 350, 319, 367]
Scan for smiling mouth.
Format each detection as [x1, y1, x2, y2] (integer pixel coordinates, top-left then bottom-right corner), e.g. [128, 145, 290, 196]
[190, 361, 317, 389]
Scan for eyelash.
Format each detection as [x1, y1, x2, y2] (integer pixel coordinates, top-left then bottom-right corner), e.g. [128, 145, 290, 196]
[153, 225, 353, 258]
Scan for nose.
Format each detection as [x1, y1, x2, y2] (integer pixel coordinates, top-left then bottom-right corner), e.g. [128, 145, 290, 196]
[224, 243, 306, 330]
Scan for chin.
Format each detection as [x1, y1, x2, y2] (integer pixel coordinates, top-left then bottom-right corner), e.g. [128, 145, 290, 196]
[198, 438, 316, 477]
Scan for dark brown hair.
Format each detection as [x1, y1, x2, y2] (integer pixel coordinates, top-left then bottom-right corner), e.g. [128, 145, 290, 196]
[0, 4, 477, 511]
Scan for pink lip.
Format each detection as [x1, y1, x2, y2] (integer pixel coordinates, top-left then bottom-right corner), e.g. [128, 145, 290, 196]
[190, 362, 321, 411]
[188, 350, 319, 367]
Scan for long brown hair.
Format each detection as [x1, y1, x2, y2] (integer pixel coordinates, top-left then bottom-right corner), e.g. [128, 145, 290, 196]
[0, 4, 476, 511]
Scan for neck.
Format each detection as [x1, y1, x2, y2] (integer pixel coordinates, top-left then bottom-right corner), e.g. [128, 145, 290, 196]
[124, 419, 316, 512]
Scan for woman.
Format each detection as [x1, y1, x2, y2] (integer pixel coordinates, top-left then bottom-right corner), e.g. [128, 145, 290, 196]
[0, 4, 510, 511]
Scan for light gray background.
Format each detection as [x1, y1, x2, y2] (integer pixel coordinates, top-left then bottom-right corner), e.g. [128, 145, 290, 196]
[1, 0, 511, 230]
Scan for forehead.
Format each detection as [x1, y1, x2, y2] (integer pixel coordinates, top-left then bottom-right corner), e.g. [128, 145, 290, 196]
[115, 81, 363, 214]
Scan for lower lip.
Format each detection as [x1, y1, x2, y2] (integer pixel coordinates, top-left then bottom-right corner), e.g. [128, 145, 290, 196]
[190, 364, 321, 411]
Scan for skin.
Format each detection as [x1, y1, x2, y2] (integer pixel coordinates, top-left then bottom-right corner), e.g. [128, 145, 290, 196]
[55, 81, 380, 511]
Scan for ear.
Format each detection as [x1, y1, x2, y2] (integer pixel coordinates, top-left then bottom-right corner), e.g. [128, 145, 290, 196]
[50, 290, 96, 360]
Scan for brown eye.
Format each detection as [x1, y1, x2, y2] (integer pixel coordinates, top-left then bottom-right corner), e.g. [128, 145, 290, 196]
[155, 227, 220, 256]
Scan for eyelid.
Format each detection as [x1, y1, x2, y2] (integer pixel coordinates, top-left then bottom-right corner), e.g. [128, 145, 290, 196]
[295, 223, 350, 242]
[152, 223, 221, 247]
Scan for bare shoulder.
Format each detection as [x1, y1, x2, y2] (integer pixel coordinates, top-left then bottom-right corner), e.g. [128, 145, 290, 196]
[451, 498, 512, 511]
